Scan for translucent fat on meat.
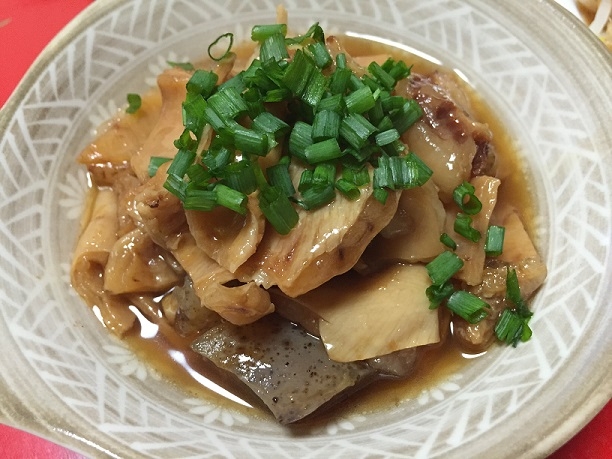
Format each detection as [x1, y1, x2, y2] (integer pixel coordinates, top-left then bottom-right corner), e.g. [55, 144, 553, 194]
[71, 188, 136, 336]
[363, 180, 446, 266]
[103, 227, 182, 295]
[77, 89, 162, 186]
[130, 68, 191, 182]
[185, 191, 266, 274]
[236, 166, 401, 297]
[297, 264, 439, 362]
[172, 234, 274, 325]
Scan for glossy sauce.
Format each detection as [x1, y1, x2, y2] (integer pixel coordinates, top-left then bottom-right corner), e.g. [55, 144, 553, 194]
[121, 35, 537, 423]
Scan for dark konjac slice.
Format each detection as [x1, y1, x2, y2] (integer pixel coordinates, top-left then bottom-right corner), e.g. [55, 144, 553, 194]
[191, 314, 376, 424]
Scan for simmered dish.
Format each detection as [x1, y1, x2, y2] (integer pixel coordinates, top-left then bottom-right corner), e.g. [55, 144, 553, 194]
[71, 13, 546, 424]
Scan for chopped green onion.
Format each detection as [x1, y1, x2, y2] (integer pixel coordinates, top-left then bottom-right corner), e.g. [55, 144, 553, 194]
[453, 181, 483, 215]
[316, 93, 344, 113]
[307, 41, 332, 69]
[426, 281, 455, 309]
[201, 145, 232, 175]
[284, 22, 324, 45]
[214, 183, 248, 215]
[304, 138, 343, 164]
[252, 111, 291, 138]
[251, 24, 287, 42]
[485, 225, 505, 256]
[312, 110, 341, 142]
[288, 121, 313, 162]
[426, 250, 464, 286]
[505, 267, 532, 317]
[335, 53, 347, 69]
[454, 213, 481, 242]
[390, 99, 423, 134]
[163, 173, 188, 201]
[373, 187, 389, 204]
[182, 94, 208, 138]
[344, 86, 376, 114]
[208, 32, 234, 61]
[231, 125, 269, 156]
[335, 179, 360, 200]
[167, 61, 195, 71]
[373, 155, 394, 189]
[298, 169, 314, 192]
[183, 188, 217, 211]
[259, 186, 299, 235]
[222, 160, 258, 194]
[495, 308, 532, 347]
[186, 163, 212, 184]
[173, 129, 198, 151]
[329, 67, 352, 95]
[299, 183, 336, 210]
[301, 70, 327, 107]
[340, 113, 377, 149]
[260, 32, 290, 63]
[148, 157, 172, 177]
[367, 61, 395, 90]
[312, 163, 336, 185]
[342, 165, 370, 186]
[494, 267, 533, 346]
[446, 290, 490, 324]
[186, 70, 218, 97]
[167, 149, 196, 177]
[207, 87, 249, 121]
[375, 128, 400, 147]
[126, 93, 142, 114]
[440, 233, 457, 250]
[282, 50, 315, 97]
[267, 162, 296, 197]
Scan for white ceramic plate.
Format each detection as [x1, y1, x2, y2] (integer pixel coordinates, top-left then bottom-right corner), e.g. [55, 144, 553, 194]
[0, 0, 610, 457]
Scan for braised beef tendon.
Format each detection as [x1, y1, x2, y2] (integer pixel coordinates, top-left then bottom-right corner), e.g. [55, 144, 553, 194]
[70, 21, 546, 425]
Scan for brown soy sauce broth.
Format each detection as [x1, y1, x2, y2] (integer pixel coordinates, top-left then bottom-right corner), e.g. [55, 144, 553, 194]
[122, 35, 537, 424]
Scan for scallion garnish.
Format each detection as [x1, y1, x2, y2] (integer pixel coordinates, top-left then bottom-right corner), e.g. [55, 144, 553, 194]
[259, 186, 299, 235]
[484, 225, 505, 256]
[167, 61, 195, 71]
[126, 93, 142, 114]
[454, 213, 481, 242]
[440, 233, 457, 250]
[453, 181, 483, 215]
[208, 32, 234, 61]
[154, 22, 429, 234]
[446, 290, 490, 324]
[426, 251, 464, 286]
[148, 156, 172, 177]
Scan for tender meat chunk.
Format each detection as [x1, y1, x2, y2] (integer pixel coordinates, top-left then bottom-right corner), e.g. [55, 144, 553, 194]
[444, 175, 501, 286]
[185, 191, 265, 274]
[131, 163, 186, 251]
[362, 179, 446, 267]
[103, 227, 182, 295]
[453, 210, 547, 352]
[173, 234, 274, 326]
[236, 167, 401, 297]
[397, 71, 496, 202]
[130, 68, 191, 182]
[77, 88, 162, 186]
